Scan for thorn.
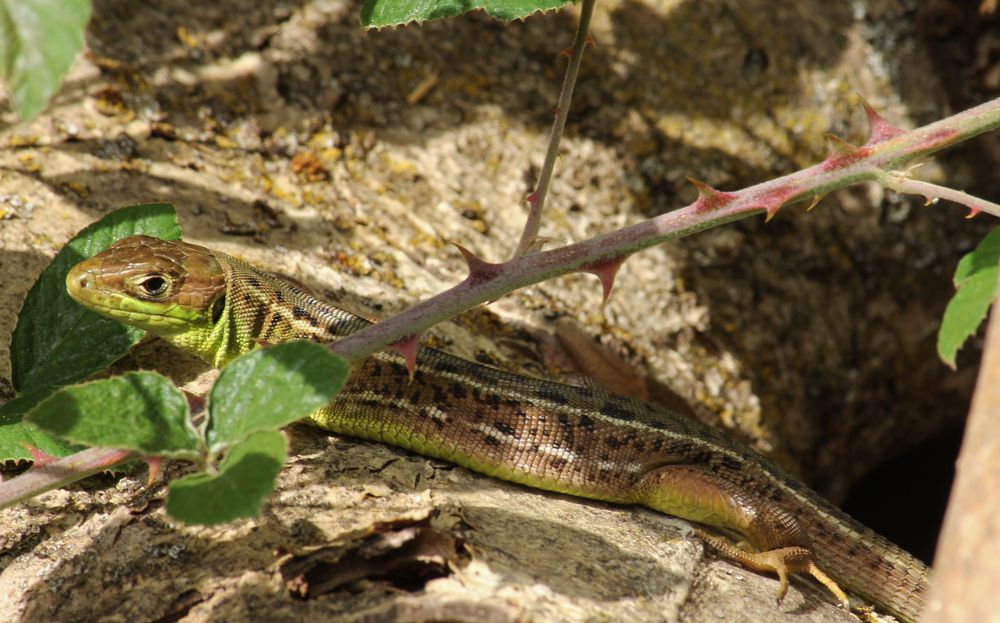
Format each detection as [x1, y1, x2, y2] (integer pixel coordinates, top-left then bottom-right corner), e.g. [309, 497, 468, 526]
[560, 47, 574, 59]
[585, 34, 597, 47]
[553, 106, 560, 117]
[522, 235, 556, 255]
[753, 185, 801, 223]
[824, 133, 863, 157]
[389, 334, 420, 379]
[966, 207, 981, 219]
[582, 256, 627, 305]
[24, 445, 58, 467]
[925, 196, 941, 206]
[524, 191, 539, 211]
[805, 195, 824, 212]
[860, 98, 905, 145]
[687, 177, 737, 211]
[145, 456, 163, 488]
[452, 242, 503, 283]
[821, 134, 869, 169]
[687, 176, 720, 198]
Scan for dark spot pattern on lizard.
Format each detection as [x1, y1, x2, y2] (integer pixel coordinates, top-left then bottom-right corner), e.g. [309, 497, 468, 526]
[431, 358, 462, 375]
[420, 407, 445, 429]
[600, 401, 635, 421]
[558, 414, 575, 449]
[292, 305, 319, 326]
[264, 313, 284, 339]
[535, 386, 569, 405]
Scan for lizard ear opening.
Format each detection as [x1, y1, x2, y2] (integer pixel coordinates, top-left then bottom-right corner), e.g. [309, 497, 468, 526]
[211, 294, 226, 325]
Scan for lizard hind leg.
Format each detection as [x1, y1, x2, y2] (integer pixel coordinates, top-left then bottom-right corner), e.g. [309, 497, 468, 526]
[636, 464, 849, 609]
[693, 530, 849, 608]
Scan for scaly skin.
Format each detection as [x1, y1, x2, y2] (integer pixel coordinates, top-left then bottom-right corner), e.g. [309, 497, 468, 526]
[66, 235, 930, 622]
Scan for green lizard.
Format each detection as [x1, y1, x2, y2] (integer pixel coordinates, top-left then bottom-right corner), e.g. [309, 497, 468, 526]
[66, 235, 929, 622]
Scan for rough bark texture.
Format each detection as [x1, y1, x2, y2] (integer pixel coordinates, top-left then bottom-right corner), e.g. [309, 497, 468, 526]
[924, 282, 1000, 621]
[1, 0, 996, 621]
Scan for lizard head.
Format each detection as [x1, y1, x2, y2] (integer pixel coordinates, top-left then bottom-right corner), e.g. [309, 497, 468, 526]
[66, 235, 227, 336]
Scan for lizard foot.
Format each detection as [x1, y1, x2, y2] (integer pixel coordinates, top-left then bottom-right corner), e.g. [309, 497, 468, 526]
[693, 529, 850, 609]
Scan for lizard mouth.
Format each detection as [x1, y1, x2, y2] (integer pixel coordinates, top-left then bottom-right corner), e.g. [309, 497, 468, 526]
[65, 262, 93, 300]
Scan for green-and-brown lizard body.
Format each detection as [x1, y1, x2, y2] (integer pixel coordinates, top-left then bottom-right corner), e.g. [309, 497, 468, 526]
[66, 235, 930, 622]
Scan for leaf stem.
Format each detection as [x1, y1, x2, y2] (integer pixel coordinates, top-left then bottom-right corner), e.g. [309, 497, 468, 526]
[881, 175, 1000, 218]
[513, 0, 596, 258]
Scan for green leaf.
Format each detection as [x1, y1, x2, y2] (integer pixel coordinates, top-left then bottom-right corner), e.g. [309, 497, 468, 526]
[0, 386, 78, 461]
[938, 226, 1000, 368]
[954, 227, 1000, 285]
[360, 0, 572, 27]
[11, 203, 180, 393]
[2, 203, 179, 462]
[25, 372, 201, 457]
[206, 341, 348, 452]
[165, 430, 287, 525]
[0, 0, 92, 120]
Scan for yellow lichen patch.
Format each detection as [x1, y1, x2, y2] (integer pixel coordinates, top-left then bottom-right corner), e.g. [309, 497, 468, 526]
[175, 26, 201, 48]
[215, 135, 239, 150]
[64, 181, 90, 199]
[319, 147, 343, 163]
[385, 154, 417, 178]
[6, 134, 39, 148]
[92, 86, 129, 117]
[408, 230, 444, 251]
[337, 252, 374, 277]
[301, 189, 327, 208]
[16, 153, 39, 173]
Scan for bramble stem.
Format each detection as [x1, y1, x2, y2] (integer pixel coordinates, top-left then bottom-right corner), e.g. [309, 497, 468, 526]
[0, 447, 131, 508]
[332, 97, 1000, 364]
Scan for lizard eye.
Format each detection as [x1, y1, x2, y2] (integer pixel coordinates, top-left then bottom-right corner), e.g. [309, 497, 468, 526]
[138, 275, 169, 297]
